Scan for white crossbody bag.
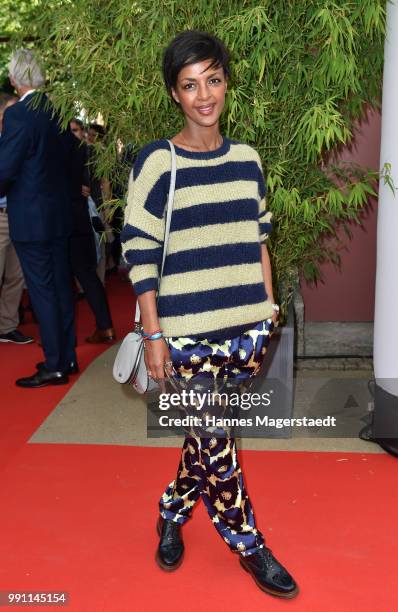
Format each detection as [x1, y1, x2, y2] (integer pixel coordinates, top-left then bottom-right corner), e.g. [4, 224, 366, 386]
[112, 140, 177, 393]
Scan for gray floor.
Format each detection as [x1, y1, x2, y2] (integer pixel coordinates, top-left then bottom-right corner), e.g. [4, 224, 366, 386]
[301, 321, 373, 357]
[30, 343, 384, 454]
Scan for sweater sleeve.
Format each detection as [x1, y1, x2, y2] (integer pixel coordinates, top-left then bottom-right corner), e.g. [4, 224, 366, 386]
[255, 153, 273, 243]
[121, 141, 170, 296]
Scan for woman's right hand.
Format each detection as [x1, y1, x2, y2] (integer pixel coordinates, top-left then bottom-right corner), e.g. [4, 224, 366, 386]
[144, 337, 173, 381]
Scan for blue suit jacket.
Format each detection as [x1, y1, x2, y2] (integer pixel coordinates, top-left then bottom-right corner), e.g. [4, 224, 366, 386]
[0, 92, 75, 241]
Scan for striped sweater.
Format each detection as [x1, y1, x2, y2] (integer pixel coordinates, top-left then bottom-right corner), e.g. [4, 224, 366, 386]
[121, 136, 274, 338]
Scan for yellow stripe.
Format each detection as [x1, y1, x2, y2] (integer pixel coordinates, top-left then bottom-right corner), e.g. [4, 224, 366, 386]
[172, 142, 261, 169]
[259, 209, 272, 223]
[173, 180, 258, 210]
[136, 142, 260, 169]
[159, 263, 264, 296]
[123, 235, 161, 252]
[161, 301, 274, 337]
[166, 220, 259, 255]
[130, 264, 158, 284]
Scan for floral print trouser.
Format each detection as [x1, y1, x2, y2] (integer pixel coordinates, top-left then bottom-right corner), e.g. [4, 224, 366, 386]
[159, 318, 274, 556]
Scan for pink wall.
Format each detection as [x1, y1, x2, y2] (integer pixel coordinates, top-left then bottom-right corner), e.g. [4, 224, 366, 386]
[300, 107, 381, 321]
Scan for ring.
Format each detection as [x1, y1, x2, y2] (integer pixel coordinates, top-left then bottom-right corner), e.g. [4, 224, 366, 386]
[165, 361, 173, 368]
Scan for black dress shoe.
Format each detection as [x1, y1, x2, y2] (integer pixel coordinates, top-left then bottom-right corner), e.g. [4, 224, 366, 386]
[16, 367, 69, 388]
[239, 547, 299, 599]
[155, 517, 184, 571]
[36, 361, 79, 375]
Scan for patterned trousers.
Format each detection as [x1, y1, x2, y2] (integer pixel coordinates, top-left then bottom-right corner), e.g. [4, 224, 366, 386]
[159, 318, 274, 556]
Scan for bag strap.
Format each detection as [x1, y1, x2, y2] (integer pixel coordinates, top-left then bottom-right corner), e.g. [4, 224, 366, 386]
[134, 140, 176, 324]
[160, 140, 177, 278]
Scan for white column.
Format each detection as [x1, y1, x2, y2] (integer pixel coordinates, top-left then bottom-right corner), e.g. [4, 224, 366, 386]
[374, 0, 398, 395]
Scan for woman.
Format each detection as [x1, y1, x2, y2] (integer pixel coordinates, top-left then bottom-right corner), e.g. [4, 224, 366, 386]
[122, 31, 298, 599]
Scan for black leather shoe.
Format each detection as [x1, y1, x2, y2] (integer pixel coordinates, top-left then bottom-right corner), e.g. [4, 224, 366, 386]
[239, 547, 298, 599]
[16, 368, 69, 388]
[155, 517, 184, 571]
[36, 361, 79, 375]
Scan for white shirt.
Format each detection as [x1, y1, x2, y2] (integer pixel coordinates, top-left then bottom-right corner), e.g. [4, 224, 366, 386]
[19, 89, 36, 102]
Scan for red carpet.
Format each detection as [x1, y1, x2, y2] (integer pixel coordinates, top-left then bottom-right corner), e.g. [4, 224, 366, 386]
[0, 275, 134, 471]
[1, 446, 397, 611]
[1, 275, 397, 611]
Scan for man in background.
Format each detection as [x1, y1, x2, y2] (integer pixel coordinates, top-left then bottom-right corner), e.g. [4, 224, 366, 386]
[0, 50, 77, 387]
[0, 92, 33, 345]
[68, 118, 115, 344]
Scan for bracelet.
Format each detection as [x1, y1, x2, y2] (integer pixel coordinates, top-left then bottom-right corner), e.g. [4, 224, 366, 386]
[143, 331, 164, 341]
[142, 328, 163, 338]
[271, 303, 280, 313]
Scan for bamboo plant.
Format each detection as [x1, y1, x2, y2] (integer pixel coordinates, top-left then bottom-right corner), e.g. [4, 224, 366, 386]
[4, 0, 388, 307]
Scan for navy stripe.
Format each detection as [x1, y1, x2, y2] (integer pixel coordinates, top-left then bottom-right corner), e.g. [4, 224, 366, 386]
[124, 246, 162, 266]
[144, 172, 169, 219]
[176, 161, 259, 190]
[170, 199, 258, 232]
[120, 223, 163, 245]
[258, 172, 266, 200]
[163, 242, 261, 276]
[134, 140, 169, 180]
[158, 283, 266, 317]
[259, 221, 272, 234]
[173, 136, 231, 159]
[168, 320, 266, 340]
[134, 277, 159, 295]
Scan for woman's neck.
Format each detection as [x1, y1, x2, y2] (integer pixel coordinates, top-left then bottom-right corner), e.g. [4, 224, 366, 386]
[173, 125, 222, 152]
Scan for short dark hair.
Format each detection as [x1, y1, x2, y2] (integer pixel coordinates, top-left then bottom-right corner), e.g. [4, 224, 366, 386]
[88, 122, 106, 138]
[70, 117, 84, 129]
[163, 30, 230, 99]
